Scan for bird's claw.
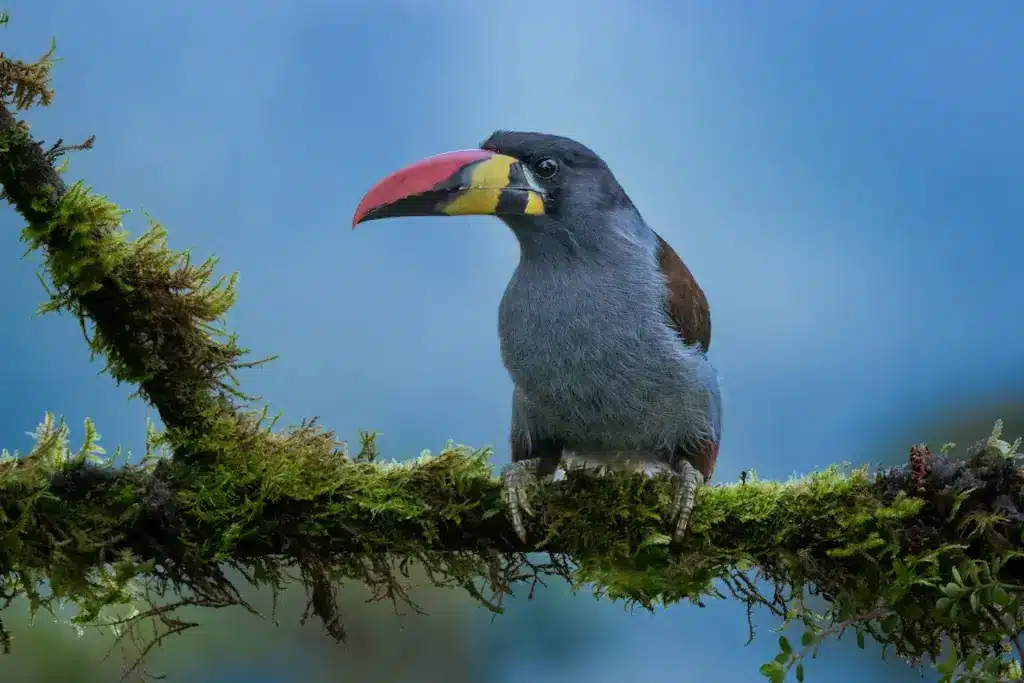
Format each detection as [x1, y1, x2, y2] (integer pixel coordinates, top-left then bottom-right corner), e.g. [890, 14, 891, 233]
[501, 462, 538, 543]
[670, 460, 705, 542]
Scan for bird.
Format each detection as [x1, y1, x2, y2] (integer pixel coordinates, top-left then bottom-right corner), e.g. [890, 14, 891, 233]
[352, 131, 722, 544]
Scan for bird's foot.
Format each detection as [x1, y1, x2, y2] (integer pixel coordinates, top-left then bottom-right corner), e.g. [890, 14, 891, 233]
[669, 460, 705, 542]
[501, 459, 541, 543]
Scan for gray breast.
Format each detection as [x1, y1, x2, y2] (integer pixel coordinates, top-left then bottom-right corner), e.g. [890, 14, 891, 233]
[498, 231, 717, 454]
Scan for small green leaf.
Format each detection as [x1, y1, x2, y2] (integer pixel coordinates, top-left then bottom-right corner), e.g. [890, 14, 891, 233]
[1007, 659, 1022, 679]
[779, 635, 792, 655]
[952, 567, 963, 586]
[981, 629, 1003, 645]
[801, 631, 816, 647]
[759, 660, 785, 683]
[936, 597, 952, 614]
[880, 614, 899, 634]
[969, 591, 979, 612]
[795, 662, 804, 683]
[639, 532, 672, 549]
[942, 583, 963, 598]
[856, 630, 865, 649]
[936, 651, 958, 675]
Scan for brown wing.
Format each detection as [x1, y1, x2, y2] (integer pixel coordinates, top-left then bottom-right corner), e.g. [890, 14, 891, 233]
[656, 233, 711, 352]
[657, 234, 719, 479]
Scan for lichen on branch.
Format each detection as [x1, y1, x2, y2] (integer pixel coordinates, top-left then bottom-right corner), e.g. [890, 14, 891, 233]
[1, 17, 1023, 683]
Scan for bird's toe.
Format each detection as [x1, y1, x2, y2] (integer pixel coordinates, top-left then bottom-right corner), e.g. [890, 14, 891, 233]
[669, 460, 705, 542]
[501, 462, 538, 543]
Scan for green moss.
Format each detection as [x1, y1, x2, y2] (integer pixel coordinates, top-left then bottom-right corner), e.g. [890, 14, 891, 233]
[2, 414, 1023, 682]
[1, 16, 1023, 683]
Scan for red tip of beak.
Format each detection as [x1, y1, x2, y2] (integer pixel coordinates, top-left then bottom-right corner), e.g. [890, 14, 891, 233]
[352, 148, 496, 228]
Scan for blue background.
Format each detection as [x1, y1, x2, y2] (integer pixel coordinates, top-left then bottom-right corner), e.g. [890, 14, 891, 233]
[1, 2, 1021, 681]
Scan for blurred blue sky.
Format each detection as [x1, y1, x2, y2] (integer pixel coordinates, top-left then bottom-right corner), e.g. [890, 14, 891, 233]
[1, 1, 1022, 681]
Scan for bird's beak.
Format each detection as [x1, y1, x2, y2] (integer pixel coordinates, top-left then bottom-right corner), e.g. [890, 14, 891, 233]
[352, 149, 547, 228]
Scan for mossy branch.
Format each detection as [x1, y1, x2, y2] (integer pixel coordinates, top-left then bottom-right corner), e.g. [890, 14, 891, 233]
[2, 19, 1024, 683]
[0, 28, 266, 451]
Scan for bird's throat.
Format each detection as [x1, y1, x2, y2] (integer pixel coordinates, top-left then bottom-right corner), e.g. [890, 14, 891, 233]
[502, 215, 585, 262]
[502, 209, 649, 264]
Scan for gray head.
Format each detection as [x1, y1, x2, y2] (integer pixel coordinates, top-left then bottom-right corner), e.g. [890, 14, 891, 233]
[479, 131, 640, 248]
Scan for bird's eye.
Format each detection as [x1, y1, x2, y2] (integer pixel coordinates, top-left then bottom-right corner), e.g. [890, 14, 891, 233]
[533, 157, 559, 179]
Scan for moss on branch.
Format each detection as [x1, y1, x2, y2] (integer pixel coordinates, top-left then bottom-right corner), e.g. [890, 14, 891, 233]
[1, 17, 1023, 683]
[2, 416, 1024, 682]
[0, 27, 261, 449]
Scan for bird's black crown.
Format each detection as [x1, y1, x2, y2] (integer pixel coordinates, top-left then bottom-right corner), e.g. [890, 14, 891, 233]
[481, 131, 609, 170]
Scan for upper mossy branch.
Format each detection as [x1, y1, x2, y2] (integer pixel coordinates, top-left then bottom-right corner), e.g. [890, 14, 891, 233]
[1, 23, 1024, 683]
[0, 38, 264, 451]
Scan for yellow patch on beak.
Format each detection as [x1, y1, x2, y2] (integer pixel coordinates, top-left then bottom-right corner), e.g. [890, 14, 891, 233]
[441, 154, 546, 217]
[442, 154, 515, 215]
[524, 191, 545, 215]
